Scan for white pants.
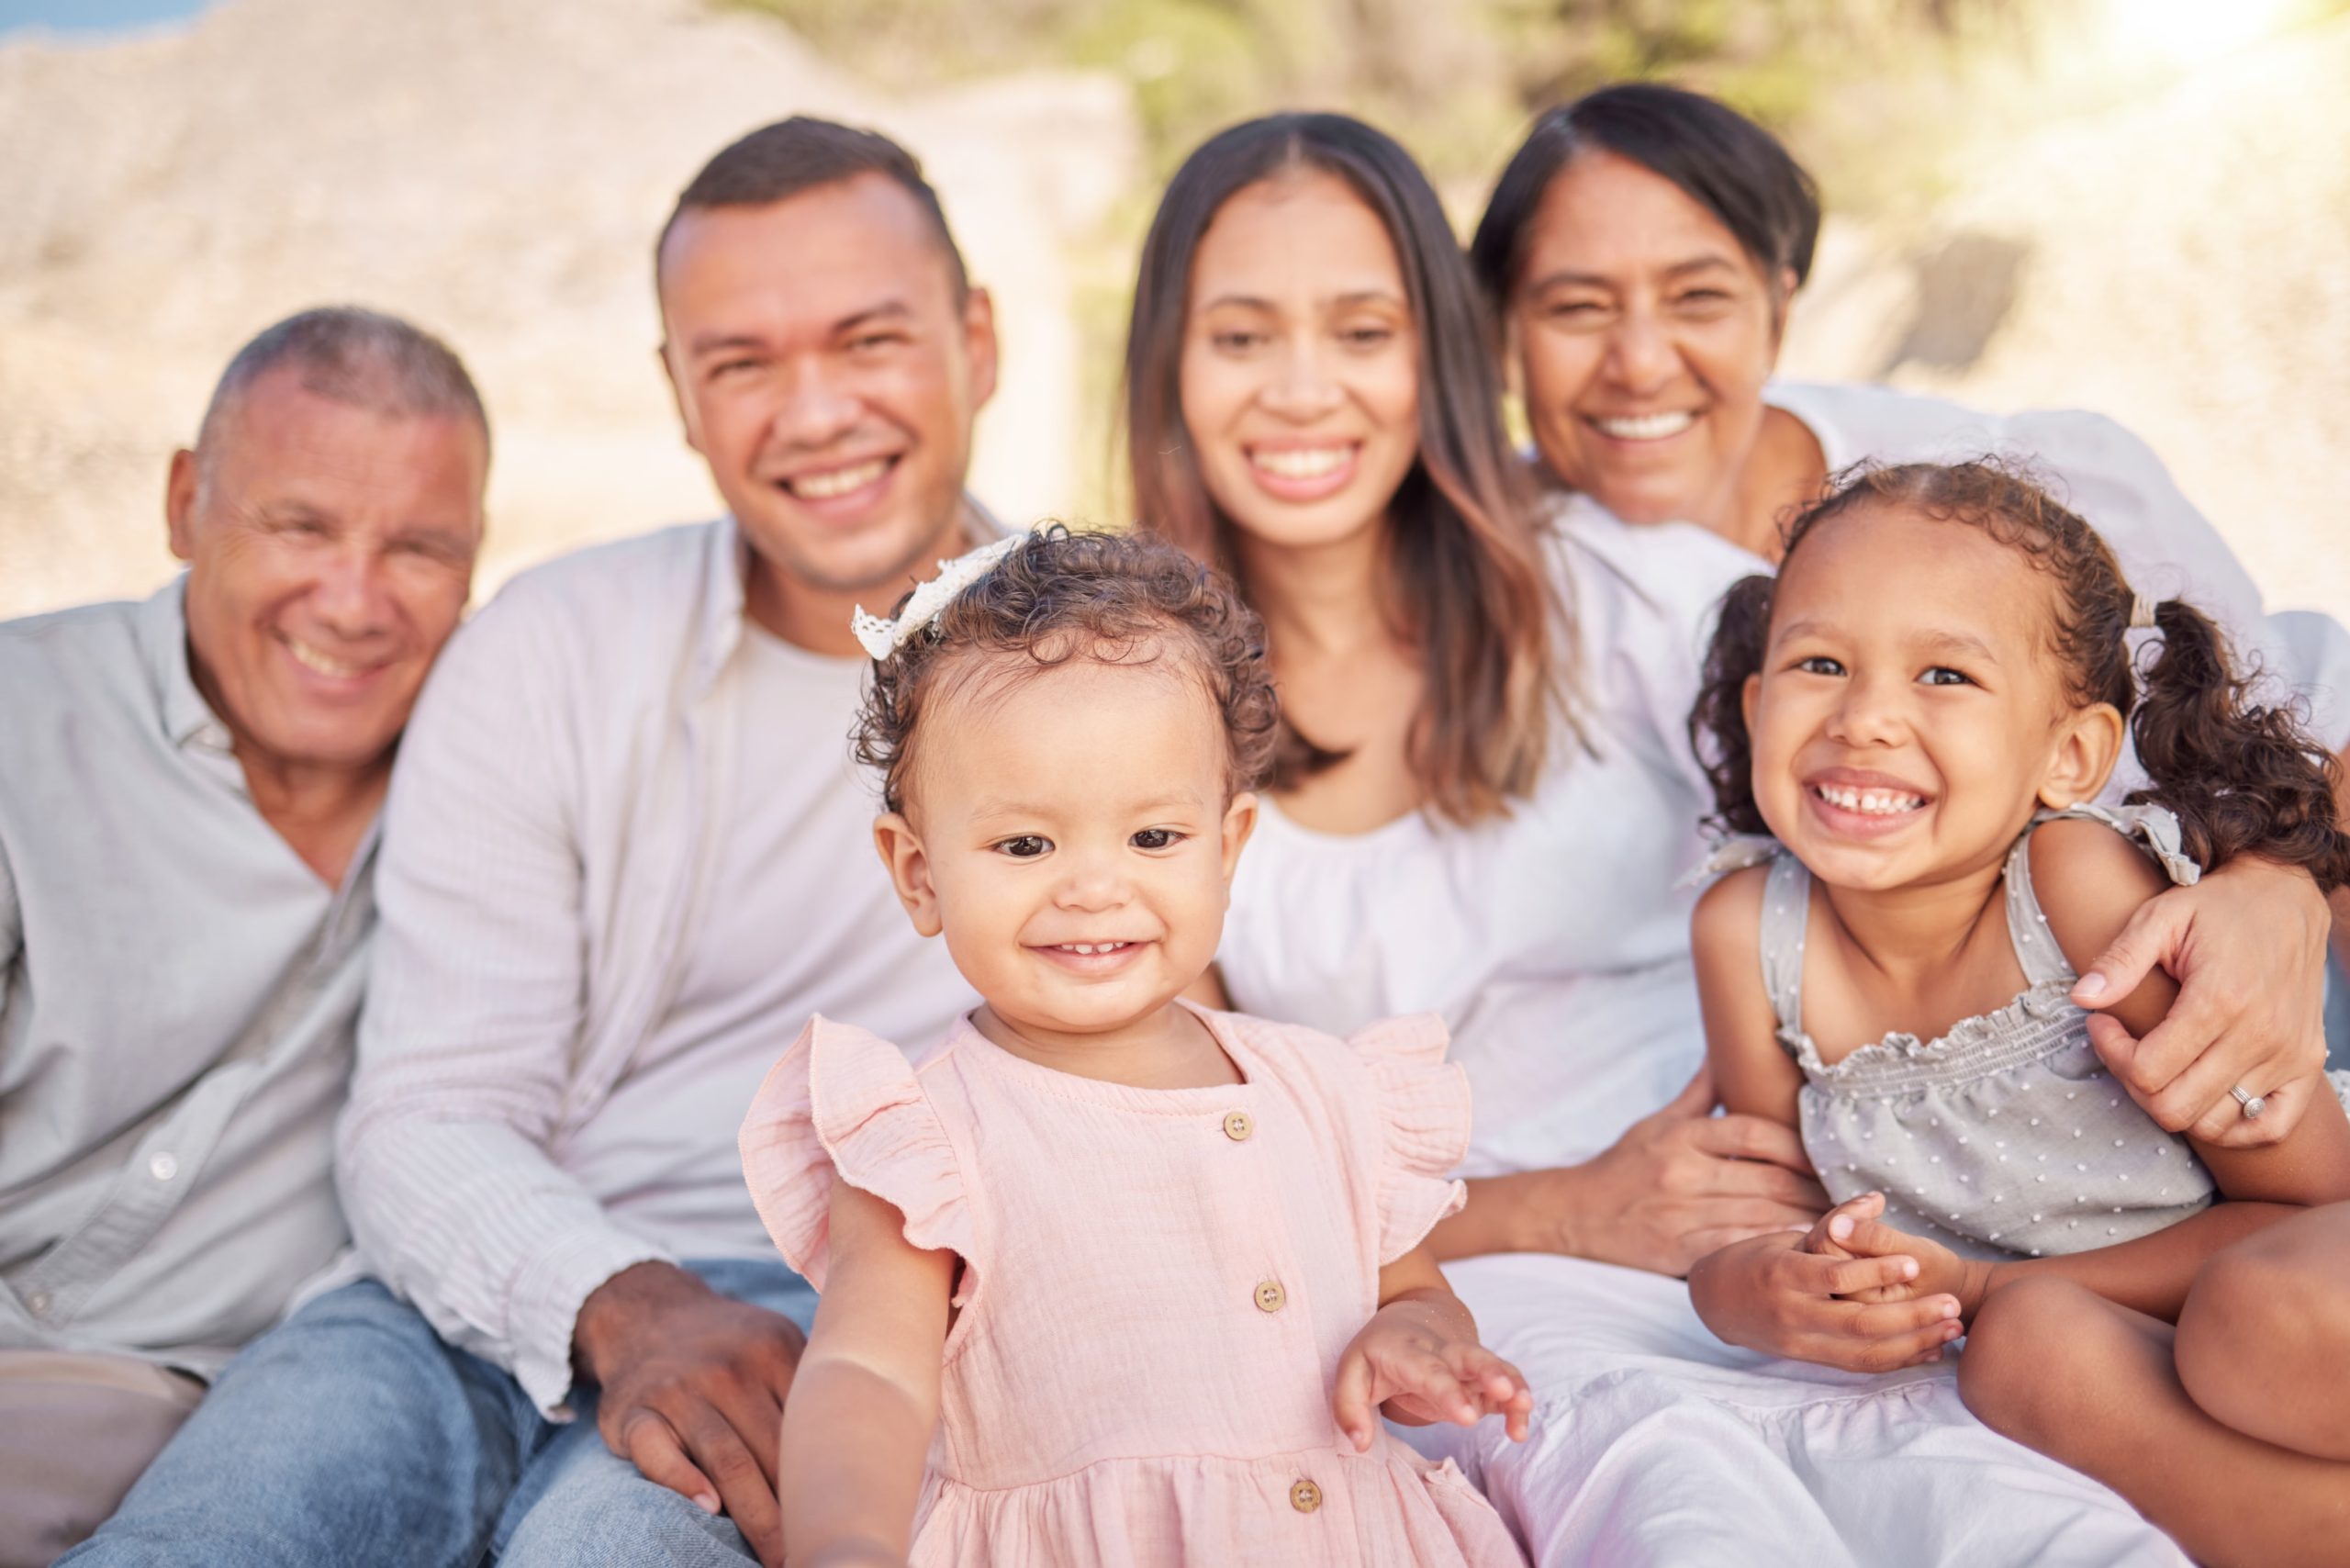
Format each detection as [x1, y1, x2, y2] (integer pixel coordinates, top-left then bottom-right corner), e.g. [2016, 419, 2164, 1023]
[1409, 1255, 2188, 1567]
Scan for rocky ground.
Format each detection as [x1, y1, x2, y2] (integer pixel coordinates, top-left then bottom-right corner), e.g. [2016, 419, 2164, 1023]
[2, 3, 2341, 630]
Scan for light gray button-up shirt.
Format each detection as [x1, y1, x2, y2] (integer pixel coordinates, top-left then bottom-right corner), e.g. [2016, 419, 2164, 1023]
[0, 579, 370, 1378]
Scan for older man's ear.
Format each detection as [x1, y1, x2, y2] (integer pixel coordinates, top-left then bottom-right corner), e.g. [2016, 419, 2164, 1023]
[165, 448, 202, 560]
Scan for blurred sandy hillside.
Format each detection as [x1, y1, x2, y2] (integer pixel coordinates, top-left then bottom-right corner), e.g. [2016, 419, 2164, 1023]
[0, 0, 1138, 619]
[1779, 8, 2350, 629]
[3, 0, 2345, 633]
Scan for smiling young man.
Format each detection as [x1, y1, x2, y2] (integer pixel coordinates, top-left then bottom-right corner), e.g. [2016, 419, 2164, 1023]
[70, 121, 999, 1568]
[0, 307, 487, 1565]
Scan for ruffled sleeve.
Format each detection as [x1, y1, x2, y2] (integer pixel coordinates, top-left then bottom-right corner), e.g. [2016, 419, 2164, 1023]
[1676, 832, 1783, 890]
[738, 1015, 974, 1294]
[2042, 801, 2203, 887]
[1347, 1014, 1472, 1264]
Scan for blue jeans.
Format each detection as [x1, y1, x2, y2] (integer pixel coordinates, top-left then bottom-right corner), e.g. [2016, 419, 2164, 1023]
[62, 1258, 819, 1568]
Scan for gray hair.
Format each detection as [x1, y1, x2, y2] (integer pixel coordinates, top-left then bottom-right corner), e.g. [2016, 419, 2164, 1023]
[196, 306, 490, 465]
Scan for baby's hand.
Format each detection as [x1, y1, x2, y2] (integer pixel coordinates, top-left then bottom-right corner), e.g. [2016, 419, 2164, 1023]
[1806, 1193, 1987, 1319]
[1333, 1303, 1534, 1451]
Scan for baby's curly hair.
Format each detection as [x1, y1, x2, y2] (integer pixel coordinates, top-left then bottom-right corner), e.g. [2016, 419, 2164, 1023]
[856, 526, 1281, 813]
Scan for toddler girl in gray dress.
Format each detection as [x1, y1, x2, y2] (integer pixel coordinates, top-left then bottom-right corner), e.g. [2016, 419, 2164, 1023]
[1684, 458, 2350, 1562]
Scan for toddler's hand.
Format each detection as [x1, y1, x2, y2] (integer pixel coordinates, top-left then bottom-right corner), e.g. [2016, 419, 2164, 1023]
[1806, 1193, 1987, 1319]
[1333, 1305, 1534, 1451]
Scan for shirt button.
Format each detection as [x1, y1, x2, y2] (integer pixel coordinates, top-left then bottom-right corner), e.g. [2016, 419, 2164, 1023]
[1290, 1479, 1322, 1514]
[1254, 1279, 1286, 1314]
[149, 1152, 180, 1182]
[1222, 1111, 1254, 1142]
[25, 1292, 50, 1317]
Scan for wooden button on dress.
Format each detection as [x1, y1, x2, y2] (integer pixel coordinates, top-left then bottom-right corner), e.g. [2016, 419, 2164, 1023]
[1290, 1479, 1322, 1513]
[1222, 1111, 1254, 1141]
[1253, 1279, 1285, 1313]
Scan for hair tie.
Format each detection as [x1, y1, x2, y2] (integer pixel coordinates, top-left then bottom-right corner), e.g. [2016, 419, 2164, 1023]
[850, 532, 1026, 660]
[2129, 591, 2157, 631]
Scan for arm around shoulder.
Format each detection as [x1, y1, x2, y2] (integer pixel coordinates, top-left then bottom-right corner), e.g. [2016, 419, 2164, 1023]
[2037, 822, 2350, 1214]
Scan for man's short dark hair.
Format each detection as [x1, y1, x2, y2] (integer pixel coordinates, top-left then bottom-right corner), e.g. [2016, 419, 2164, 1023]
[656, 117, 969, 300]
[197, 305, 489, 471]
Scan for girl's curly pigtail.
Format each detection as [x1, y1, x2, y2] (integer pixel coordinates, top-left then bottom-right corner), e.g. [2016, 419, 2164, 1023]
[2128, 599, 2350, 893]
[1690, 574, 1780, 837]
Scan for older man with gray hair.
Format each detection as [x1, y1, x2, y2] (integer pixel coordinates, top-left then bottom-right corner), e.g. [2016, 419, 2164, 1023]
[0, 305, 488, 1563]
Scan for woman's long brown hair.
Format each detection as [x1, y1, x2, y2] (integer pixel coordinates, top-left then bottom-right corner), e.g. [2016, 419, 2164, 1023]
[1124, 112, 1565, 824]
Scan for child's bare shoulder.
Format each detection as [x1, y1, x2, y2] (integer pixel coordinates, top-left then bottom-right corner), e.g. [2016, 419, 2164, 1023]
[2027, 813, 2170, 966]
[1692, 861, 1773, 956]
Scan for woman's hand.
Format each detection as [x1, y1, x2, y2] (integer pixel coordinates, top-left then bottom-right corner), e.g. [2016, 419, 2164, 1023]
[1460, 1068, 1829, 1274]
[1686, 1224, 1965, 1372]
[2075, 856, 2329, 1148]
[1332, 1294, 1534, 1450]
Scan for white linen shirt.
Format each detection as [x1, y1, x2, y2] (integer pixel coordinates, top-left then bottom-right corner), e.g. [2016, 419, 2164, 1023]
[0, 582, 366, 1377]
[339, 518, 976, 1416]
[1220, 515, 1747, 1177]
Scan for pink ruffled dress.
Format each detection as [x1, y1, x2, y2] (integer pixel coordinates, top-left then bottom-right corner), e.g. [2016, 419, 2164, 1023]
[740, 1002, 1527, 1568]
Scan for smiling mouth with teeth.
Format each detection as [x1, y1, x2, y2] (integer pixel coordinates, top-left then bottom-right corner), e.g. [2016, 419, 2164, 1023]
[1049, 941, 1135, 956]
[284, 635, 368, 679]
[1811, 784, 1928, 816]
[1591, 410, 1696, 442]
[1248, 445, 1354, 479]
[783, 456, 893, 499]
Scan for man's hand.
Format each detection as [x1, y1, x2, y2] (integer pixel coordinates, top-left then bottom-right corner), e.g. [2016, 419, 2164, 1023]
[1509, 1069, 1829, 1275]
[2074, 857, 2330, 1148]
[1686, 1229, 1964, 1372]
[574, 1261, 806, 1565]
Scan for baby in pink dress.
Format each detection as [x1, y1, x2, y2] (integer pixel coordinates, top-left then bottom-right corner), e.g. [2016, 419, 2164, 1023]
[740, 527, 1531, 1568]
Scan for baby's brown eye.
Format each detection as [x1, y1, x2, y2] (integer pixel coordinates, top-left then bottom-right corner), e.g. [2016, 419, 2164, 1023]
[1131, 828, 1180, 850]
[998, 835, 1051, 858]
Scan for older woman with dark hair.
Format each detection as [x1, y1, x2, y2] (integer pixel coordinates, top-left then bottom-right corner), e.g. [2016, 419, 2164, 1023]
[1125, 108, 2221, 1564]
[1348, 81, 2344, 1562]
[1467, 76, 2350, 1270]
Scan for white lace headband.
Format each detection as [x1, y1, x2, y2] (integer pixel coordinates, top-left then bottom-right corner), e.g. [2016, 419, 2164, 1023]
[850, 532, 1025, 661]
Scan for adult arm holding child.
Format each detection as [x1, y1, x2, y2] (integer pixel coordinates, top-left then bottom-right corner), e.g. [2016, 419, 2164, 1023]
[1426, 1068, 1830, 1274]
[2072, 855, 2335, 1149]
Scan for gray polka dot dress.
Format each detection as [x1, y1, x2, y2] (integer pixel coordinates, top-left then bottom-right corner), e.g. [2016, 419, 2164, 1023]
[1739, 804, 2350, 1262]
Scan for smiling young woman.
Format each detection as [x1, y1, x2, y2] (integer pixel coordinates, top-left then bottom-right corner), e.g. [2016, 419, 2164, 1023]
[1125, 112, 1558, 833]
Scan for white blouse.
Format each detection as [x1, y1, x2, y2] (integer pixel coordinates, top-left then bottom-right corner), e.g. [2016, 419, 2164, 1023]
[1219, 380, 2350, 1182]
[1220, 511, 1756, 1178]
